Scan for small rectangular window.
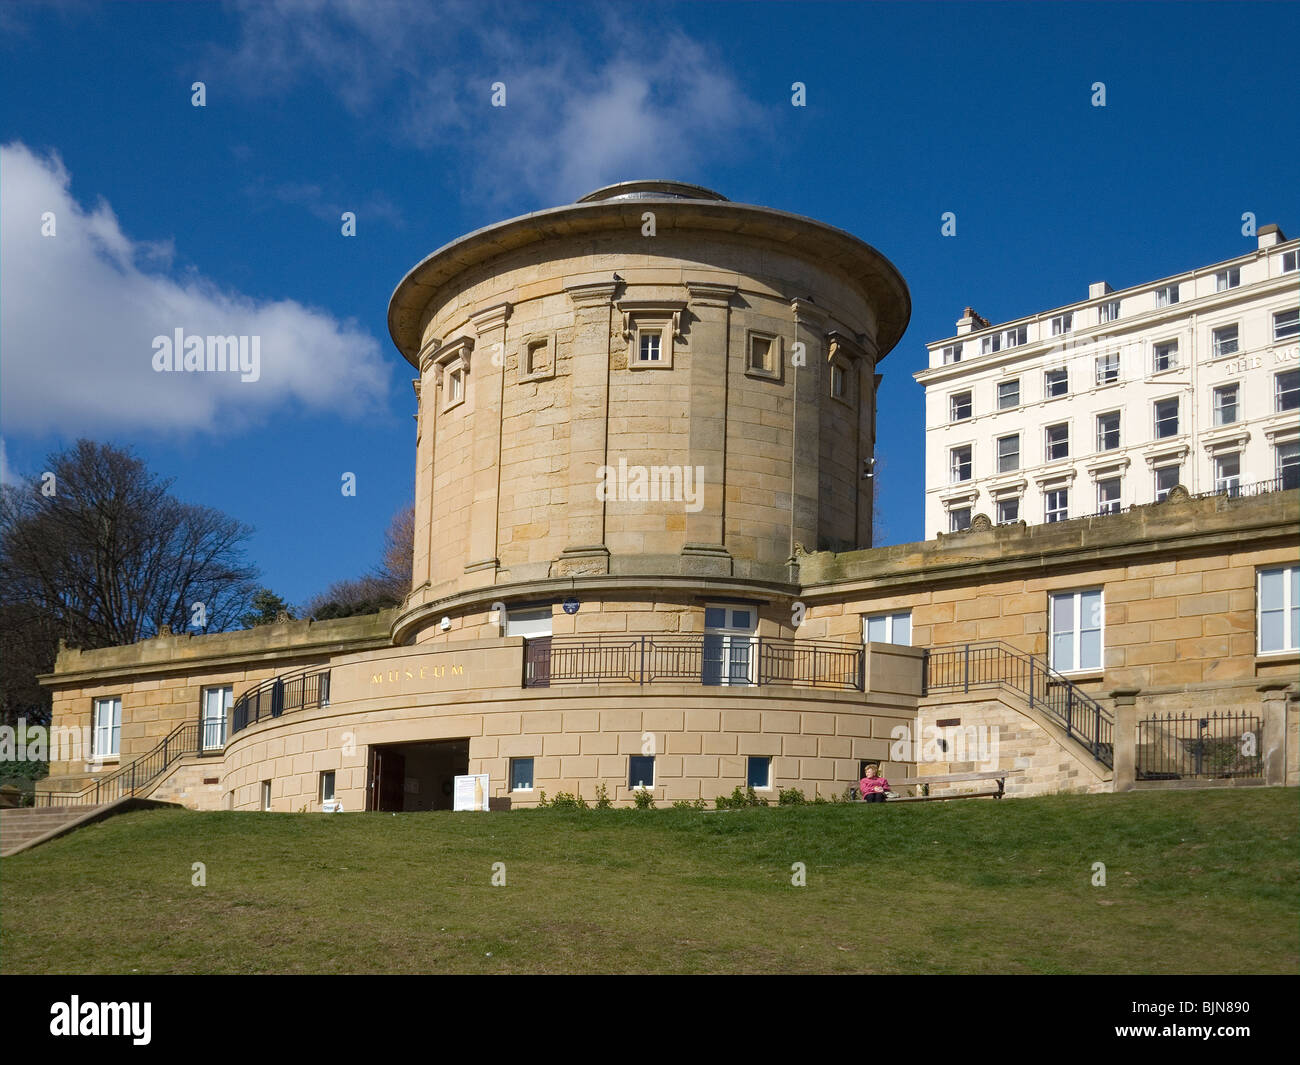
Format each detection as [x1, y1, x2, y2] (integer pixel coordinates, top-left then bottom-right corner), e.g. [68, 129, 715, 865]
[1095, 352, 1119, 385]
[1003, 325, 1028, 348]
[830, 363, 846, 398]
[1051, 313, 1073, 336]
[950, 391, 972, 421]
[1214, 452, 1241, 496]
[864, 612, 911, 646]
[1045, 488, 1069, 524]
[525, 338, 550, 375]
[1045, 422, 1069, 461]
[1096, 411, 1120, 452]
[201, 686, 232, 751]
[1257, 567, 1299, 654]
[1275, 370, 1300, 412]
[262, 780, 272, 812]
[1213, 383, 1239, 426]
[93, 696, 122, 759]
[942, 344, 962, 364]
[510, 757, 534, 791]
[1155, 464, 1180, 502]
[996, 497, 1020, 524]
[639, 331, 662, 362]
[996, 434, 1019, 473]
[1155, 284, 1180, 308]
[950, 445, 972, 482]
[1050, 589, 1103, 671]
[747, 756, 772, 790]
[1045, 368, 1069, 397]
[980, 333, 1001, 355]
[748, 334, 776, 374]
[628, 755, 655, 789]
[1097, 478, 1122, 515]
[1212, 324, 1239, 358]
[997, 379, 1020, 409]
[1274, 309, 1300, 341]
[1153, 340, 1178, 372]
[949, 507, 971, 532]
[448, 367, 464, 403]
[1099, 300, 1121, 323]
[1215, 267, 1240, 291]
[320, 770, 336, 802]
[1154, 398, 1180, 439]
[1283, 250, 1298, 273]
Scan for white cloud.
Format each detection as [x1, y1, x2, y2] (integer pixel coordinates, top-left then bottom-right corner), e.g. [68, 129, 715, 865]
[0, 143, 390, 436]
[220, 1, 765, 205]
[0, 437, 19, 486]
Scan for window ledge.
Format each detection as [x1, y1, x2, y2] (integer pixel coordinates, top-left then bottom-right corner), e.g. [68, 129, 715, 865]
[1256, 651, 1299, 666]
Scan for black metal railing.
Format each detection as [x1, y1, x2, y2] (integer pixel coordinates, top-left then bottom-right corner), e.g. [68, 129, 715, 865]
[32, 721, 203, 808]
[230, 667, 331, 738]
[1080, 473, 1297, 519]
[523, 634, 864, 691]
[922, 641, 1113, 768]
[1136, 710, 1263, 781]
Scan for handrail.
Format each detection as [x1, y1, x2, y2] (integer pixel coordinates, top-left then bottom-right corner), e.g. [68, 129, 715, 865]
[524, 634, 864, 691]
[229, 666, 331, 738]
[32, 720, 204, 808]
[922, 640, 1114, 768]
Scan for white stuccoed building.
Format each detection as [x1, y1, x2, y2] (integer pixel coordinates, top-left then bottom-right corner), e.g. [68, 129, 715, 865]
[916, 225, 1300, 538]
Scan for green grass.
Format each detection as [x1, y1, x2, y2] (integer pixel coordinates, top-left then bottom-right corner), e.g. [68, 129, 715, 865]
[2, 789, 1296, 974]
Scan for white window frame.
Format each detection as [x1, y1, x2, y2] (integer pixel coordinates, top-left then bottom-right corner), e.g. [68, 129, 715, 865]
[1213, 451, 1241, 495]
[1154, 397, 1180, 440]
[1100, 300, 1121, 323]
[996, 497, 1020, 525]
[949, 507, 972, 533]
[1095, 352, 1119, 386]
[1212, 383, 1239, 426]
[1257, 566, 1299, 655]
[997, 378, 1020, 409]
[1274, 308, 1299, 341]
[942, 344, 962, 365]
[1282, 250, 1298, 273]
[746, 755, 773, 791]
[1049, 589, 1104, 674]
[1212, 324, 1239, 359]
[1275, 370, 1300, 413]
[320, 770, 336, 802]
[1097, 478, 1122, 515]
[1044, 368, 1069, 398]
[628, 755, 656, 790]
[1051, 313, 1073, 336]
[950, 444, 973, 483]
[262, 780, 273, 812]
[863, 612, 912, 646]
[1096, 411, 1120, 452]
[1278, 441, 1300, 488]
[1154, 463, 1181, 502]
[996, 433, 1020, 473]
[201, 685, 232, 751]
[506, 606, 553, 639]
[704, 603, 757, 687]
[509, 757, 535, 792]
[1045, 422, 1069, 462]
[92, 696, 122, 760]
[1045, 488, 1069, 524]
[950, 391, 972, 422]
[1215, 267, 1240, 292]
[1153, 340, 1178, 373]
[1155, 284, 1180, 308]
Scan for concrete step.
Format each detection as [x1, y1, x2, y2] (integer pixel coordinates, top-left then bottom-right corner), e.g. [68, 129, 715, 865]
[0, 805, 110, 855]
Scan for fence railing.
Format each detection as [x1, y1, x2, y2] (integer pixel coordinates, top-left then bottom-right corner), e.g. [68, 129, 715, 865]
[1080, 472, 1297, 519]
[1136, 710, 1263, 780]
[230, 667, 331, 738]
[32, 721, 203, 807]
[922, 641, 1113, 768]
[523, 634, 864, 691]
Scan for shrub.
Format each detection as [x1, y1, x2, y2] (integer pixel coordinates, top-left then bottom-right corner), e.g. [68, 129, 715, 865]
[536, 790, 548, 808]
[671, 799, 693, 810]
[548, 791, 585, 810]
[812, 793, 829, 805]
[778, 787, 806, 805]
[633, 788, 656, 810]
[594, 782, 613, 810]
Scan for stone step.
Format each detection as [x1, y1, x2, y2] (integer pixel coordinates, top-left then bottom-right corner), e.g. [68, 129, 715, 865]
[0, 804, 111, 855]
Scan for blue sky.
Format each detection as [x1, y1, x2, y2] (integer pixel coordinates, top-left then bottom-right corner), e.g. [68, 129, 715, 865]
[2, 0, 1297, 608]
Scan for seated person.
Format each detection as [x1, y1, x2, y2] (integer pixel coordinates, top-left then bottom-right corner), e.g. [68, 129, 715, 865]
[859, 763, 890, 803]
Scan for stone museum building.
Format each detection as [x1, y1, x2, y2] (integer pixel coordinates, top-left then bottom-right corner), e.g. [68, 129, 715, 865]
[35, 182, 1300, 812]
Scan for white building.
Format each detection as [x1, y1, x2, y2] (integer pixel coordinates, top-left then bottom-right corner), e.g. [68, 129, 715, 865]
[916, 225, 1299, 538]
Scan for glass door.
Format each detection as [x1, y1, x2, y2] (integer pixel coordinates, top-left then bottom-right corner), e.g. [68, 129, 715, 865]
[703, 605, 757, 686]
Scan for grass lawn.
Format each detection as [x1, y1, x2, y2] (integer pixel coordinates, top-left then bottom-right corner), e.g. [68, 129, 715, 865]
[1, 789, 1295, 974]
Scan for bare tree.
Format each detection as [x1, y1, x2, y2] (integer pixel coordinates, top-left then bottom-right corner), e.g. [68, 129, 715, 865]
[0, 441, 259, 724]
[303, 503, 413, 619]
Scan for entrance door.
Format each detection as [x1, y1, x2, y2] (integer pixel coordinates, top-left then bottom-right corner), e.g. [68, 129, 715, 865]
[369, 747, 406, 812]
[702, 604, 757, 686]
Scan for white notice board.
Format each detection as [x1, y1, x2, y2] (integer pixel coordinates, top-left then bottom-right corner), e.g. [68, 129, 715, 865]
[453, 773, 489, 811]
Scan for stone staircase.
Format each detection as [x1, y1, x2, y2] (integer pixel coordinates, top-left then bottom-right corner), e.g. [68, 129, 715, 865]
[0, 804, 110, 857]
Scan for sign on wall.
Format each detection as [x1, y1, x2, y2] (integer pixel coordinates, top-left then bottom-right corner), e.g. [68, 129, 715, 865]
[453, 774, 489, 811]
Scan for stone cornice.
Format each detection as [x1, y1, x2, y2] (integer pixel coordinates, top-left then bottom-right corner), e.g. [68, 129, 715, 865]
[469, 301, 513, 335]
[564, 281, 619, 308]
[685, 280, 738, 307]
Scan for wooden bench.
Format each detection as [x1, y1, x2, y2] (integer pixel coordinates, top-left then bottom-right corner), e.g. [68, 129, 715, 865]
[872, 770, 1023, 803]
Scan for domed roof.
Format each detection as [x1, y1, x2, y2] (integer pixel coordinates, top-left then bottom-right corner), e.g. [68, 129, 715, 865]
[576, 180, 729, 203]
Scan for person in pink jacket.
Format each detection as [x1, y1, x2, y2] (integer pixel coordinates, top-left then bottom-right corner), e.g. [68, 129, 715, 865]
[860, 764, 889, 804]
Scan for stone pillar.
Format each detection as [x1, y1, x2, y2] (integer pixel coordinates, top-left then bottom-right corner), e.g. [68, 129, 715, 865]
[464, 302, 512, 580]
[555, 282, 618, 576]
[680, 281, 736, 575]
[789, 298, 826, 558]
[1257, 681, 1292, 786]
[1110, 688, 1140, 792]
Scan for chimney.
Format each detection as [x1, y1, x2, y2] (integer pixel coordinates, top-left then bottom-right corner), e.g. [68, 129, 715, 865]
[1088, 281, 1113, 298]
[956, 306, 989, 335]
[1258, 224, 1287, 249]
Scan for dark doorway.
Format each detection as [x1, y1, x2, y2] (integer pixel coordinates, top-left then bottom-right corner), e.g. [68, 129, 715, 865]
[367, 739, 470, 811]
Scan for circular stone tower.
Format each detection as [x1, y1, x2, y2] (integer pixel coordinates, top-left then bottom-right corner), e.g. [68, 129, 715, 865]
[388, 181, 910, 644]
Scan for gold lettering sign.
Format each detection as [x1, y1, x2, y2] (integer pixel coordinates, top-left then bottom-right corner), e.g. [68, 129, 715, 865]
[368, 663, 465, 686]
